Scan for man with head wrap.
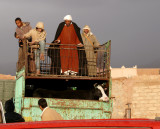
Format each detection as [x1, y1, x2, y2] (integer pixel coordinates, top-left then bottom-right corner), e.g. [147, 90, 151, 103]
[5, 99, 25, 123]
[49, 15, 87, 76]
[81, 25, 100, 76]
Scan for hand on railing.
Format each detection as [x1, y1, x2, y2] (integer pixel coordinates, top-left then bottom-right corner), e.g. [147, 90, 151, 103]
[77, 43, 84, 47]
[54, 40, 60, 44]
[29, 41, 35, 46]
[28, 41, 39, 46]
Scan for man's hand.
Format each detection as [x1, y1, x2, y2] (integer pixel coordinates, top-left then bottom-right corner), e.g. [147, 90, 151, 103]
[29, 41, 35, 46]
[21, 35, 25, 39]
[19, 40, 22, 43]
[77, 43, 84, 47]
[54, 40, 60, 43]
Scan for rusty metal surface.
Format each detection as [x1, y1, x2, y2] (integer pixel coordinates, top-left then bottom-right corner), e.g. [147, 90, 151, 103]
[21, 97, 112, 121]
[24, 41, 111, 79]
[16, 40, 112, 80]
[14, 40, 113, 122]
[25, 75, 109, 81]
[14, 67, 113, 122]
[15, 68, 25, 114]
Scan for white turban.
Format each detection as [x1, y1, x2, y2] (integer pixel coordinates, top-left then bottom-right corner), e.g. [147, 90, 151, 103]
[64, 15, 72, 21]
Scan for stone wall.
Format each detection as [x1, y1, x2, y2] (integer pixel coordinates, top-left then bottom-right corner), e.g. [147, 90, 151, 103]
[137, 69, 160, 75]
[0, 74, 15, 80]
[111, 75, 160, 119]
[111, 67, 137, 78]
[111, 67, 160, 79]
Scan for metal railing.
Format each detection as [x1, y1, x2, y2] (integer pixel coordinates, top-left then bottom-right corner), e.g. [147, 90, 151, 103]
[18, 40, 111, 79]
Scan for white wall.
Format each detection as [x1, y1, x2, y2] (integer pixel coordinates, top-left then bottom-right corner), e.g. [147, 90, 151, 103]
[111, 66, 137, 78]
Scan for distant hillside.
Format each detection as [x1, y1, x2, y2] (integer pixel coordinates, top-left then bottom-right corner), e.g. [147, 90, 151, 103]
[0, 74, 15, 80]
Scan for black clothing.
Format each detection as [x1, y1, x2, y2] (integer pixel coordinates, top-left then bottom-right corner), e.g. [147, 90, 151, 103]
[5, 100, 14, 112]
[53, 22, 83, 43]
[5, 99, 25, 123]
[19, 39, 23, 47]
[48, 22, 88, 75]
[5, 112, 25, 123]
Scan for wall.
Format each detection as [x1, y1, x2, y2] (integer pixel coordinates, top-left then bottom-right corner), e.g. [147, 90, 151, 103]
[111, 75, 160, 119]
[111, 67, 160, 79]
[111, 68, 137, 78]
[137, 69, 160, 75]
[0, 80, 15, 106]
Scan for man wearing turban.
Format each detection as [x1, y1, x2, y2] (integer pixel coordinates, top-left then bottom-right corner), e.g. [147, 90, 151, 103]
[48, 15, 87, 75]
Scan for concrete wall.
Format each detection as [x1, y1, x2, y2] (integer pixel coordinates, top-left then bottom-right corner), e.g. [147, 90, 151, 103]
[111, 75, 160, 119]
[111, 67, 160, 79]
[111, 68, 137, 78]
[137, 69, 160, 75]
[0, 79, 15, 106]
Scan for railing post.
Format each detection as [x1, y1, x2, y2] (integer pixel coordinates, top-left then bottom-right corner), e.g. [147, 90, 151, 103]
[106, 40, 111, 79]
[24, 40, 28, 76]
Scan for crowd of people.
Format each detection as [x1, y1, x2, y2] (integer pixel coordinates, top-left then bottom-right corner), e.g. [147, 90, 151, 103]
[15, 15, 100, 76]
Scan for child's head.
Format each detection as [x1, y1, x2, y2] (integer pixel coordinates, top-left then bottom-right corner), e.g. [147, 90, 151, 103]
[36, 22, 44, 32]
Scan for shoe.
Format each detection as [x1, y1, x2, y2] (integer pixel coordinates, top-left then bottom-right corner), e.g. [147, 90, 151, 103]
[64, 71, 69, 75]
[67, 70, 71, 74]
[70, 71, 78, 76]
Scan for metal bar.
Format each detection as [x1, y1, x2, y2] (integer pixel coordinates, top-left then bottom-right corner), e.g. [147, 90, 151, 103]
[25, 76, 109, 80]
[24, 40, 28, 76]
[24, 42, 111, 79]
[24, 105, 103, 110]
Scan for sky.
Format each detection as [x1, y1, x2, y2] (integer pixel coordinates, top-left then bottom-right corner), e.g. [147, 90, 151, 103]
[0, 0, 160, 75]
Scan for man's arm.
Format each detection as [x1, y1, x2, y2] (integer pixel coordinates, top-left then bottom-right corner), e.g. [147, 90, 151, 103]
[28, 24, 32, 31]
[93, 35, 100, 47]
[16, 28, 24, 40]
[23, 30, 32, 39]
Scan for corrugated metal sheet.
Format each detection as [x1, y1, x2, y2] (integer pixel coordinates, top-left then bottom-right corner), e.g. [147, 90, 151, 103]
[0, 80, 15, 106]
[15, 68, 25, 114]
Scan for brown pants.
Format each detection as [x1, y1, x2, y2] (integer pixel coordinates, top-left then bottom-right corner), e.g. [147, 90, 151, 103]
[17, 47, 25, 71]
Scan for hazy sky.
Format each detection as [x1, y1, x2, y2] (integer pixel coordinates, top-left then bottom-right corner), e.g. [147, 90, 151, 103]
[0, 0, 160, 75]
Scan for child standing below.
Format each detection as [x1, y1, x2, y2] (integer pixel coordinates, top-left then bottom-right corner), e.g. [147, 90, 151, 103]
[24, 22, 46, 74]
